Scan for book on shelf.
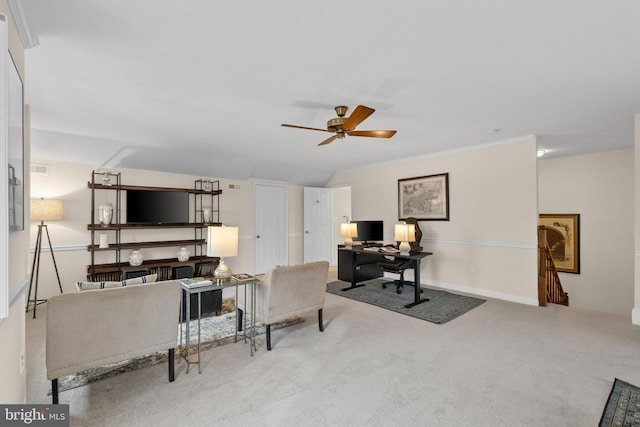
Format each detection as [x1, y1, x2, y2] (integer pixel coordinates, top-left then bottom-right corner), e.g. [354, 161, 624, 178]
[180, 277, 213, 288]
[232, 273, 256, 282]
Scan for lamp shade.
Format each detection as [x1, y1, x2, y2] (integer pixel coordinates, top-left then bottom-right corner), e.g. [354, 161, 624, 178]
[207, 226, 239, 258]
[340, 222, 358, 238]
[394, 223, 416, 242]
[31, 199, 64, 222]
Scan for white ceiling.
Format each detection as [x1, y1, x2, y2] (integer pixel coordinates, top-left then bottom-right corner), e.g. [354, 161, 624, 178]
[20, 0, 640, 186]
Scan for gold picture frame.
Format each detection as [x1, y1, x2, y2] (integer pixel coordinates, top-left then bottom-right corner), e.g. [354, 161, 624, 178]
[398, 173, 449, 221]
[539, 213, 580, 274]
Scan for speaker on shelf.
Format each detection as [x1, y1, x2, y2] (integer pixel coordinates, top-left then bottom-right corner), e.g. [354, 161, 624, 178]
[173, 265, 194, 279]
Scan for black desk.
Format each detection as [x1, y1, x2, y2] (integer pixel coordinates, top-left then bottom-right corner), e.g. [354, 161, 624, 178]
[337, 246, 433, 308]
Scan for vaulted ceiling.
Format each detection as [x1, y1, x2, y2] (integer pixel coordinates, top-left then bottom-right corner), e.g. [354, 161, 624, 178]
[20, 0, 640, 186]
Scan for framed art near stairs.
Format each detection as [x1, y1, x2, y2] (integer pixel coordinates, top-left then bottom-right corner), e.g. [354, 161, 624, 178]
[539, 213, 580, 274]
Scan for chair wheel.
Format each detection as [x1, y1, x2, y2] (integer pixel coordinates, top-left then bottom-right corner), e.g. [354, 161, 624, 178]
[382, 284, 387, 289]
[396, 289, 402, 294]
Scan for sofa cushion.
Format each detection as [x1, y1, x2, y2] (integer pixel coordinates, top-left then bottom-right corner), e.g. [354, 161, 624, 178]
[76, 274, 157, 291]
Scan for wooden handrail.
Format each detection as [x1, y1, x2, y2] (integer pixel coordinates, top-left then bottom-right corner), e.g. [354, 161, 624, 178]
[538, 226, 569, 306]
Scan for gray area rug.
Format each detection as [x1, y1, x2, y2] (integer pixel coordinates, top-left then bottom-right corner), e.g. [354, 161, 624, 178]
[327, 279, 485, 324]
[600, 378, 640, 426]
[52, 312, 303, 394]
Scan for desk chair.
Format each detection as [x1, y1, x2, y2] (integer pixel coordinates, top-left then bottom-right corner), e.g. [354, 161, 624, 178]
[378, 258, 414, 294]
[377, 217, 423, 294]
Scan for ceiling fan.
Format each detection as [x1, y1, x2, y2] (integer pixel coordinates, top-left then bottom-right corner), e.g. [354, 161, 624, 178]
[281, 105, 397, 146]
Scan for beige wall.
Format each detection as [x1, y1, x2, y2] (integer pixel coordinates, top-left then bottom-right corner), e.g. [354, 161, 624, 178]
[1, 0, 28, 404]
[327, 136, 540, 305]
[538, 149, 635, 316]
[30, 161, 309, 299]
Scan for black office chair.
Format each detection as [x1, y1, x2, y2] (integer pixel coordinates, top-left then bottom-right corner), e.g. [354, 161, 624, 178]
[377, 218, 423, 294]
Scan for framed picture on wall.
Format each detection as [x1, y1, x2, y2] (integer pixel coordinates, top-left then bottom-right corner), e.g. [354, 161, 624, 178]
[8, 52, 24, 232]
[398, 173, 449, 221]
[539, 213, 580, 274]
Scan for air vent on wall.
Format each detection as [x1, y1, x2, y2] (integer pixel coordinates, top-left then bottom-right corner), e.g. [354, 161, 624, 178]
[31, 163, 49, 175]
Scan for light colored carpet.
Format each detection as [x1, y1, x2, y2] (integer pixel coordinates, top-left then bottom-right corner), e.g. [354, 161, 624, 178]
[53, 311, 303, 393]
[26, 272, 640, 426]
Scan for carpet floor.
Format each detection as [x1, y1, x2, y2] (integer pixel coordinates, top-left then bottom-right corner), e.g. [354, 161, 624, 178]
[326, 278, 485, 324]
[599, 378, 640, 426]
[53, 310, 303, 394]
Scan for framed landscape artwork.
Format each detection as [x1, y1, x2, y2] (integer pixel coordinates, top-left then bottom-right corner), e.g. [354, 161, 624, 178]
[398, 173, 449, 221]
[539, 213, 580, 274]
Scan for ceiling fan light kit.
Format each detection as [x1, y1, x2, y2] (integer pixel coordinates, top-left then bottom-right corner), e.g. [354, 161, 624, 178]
[282, 105, 397, 146]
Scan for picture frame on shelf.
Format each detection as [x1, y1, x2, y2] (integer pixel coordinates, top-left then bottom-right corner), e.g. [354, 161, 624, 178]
[539, 213, 580, 274]
[398, 173, 449, 221]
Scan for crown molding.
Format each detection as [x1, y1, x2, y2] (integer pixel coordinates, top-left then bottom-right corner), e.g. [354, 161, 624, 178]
[7, 0, 39, 49]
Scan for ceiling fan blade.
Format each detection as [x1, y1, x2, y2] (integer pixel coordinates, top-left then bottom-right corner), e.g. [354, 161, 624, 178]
[281, 123, 330, 132]
[343, 105, 375, 132]
[318, 135, 339, 146]
[347, 130, 397, 138]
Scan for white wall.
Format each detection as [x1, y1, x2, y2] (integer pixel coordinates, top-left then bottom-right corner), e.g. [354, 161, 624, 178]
[0, 0, 27, 403]
[538, 149, 634, 316]
[327, 136, 540, 305]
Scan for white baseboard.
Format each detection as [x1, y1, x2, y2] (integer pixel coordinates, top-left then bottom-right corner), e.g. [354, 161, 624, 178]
[424, 279, 539, 307]
[632, 308, 640, 325]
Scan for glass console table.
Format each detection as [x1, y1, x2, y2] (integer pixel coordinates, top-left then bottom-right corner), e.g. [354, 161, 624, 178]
[179, 276, 258, 374]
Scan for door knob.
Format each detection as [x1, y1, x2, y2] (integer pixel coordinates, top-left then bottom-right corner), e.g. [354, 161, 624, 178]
[305, 230, 309, 234]
[256, 235, 261, 238]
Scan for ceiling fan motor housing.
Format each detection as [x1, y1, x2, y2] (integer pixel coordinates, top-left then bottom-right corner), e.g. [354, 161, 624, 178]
[327, 105, 349, 133]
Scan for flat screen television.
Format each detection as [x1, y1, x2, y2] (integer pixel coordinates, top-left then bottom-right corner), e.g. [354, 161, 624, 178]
[352, 220, 384, 245]
[126, 190, 189, 224]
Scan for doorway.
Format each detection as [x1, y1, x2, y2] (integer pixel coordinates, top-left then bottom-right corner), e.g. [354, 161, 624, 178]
[253, 182, 288, 274]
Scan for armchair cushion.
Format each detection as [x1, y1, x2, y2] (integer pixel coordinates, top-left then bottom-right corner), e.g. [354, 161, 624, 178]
[240, 261, 329, 325]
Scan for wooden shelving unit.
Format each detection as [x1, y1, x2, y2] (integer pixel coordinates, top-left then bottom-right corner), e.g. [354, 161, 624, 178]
[87, 171, 222, 281]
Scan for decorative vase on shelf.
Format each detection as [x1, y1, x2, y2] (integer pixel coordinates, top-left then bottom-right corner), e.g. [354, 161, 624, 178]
[99, 203, 113, 227]
[177, 247, 190, 262]
[128, 249, 143, 266]
[203, 208, 211, 224]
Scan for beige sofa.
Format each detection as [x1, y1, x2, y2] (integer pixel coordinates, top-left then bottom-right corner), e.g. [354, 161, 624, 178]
[237, 261, 329, 350]
[46, 280, 182, 403]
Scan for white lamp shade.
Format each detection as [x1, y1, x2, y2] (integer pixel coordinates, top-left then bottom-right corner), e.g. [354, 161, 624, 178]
[340, 222, 358, 238]
[394, 223, 416, 242]
[207, 226, 239, 257]
[31, 199, 64, 222]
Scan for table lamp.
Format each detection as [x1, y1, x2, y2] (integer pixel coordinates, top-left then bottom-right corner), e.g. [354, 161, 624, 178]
[27, 198, 65, 318]
[340, 222, 358, 248]
[207, 225, 239, 280]
[394, 223, 416, 256]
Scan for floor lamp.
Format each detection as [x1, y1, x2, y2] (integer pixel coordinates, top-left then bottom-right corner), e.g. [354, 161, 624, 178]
[27, 198, 64, 319]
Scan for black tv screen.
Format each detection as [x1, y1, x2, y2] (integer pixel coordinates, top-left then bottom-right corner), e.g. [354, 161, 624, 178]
[126, 190, 189, 224]
[352, 220, 384, 244]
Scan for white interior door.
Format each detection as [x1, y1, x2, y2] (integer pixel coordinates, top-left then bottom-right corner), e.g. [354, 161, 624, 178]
[303, 187, 331, 263]
[253, 183, 288, 274]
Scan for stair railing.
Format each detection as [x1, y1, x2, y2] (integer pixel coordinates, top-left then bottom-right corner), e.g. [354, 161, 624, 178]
[538, 226, 569, 306]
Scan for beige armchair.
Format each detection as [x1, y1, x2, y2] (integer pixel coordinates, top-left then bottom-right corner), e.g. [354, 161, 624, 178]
[237, 261, 329, 350]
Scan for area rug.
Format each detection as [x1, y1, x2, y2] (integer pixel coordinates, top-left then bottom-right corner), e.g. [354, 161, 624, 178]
[51, 304, 303, 394]
[599, 378, 640, 426]
[326, 279, 485, 324]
